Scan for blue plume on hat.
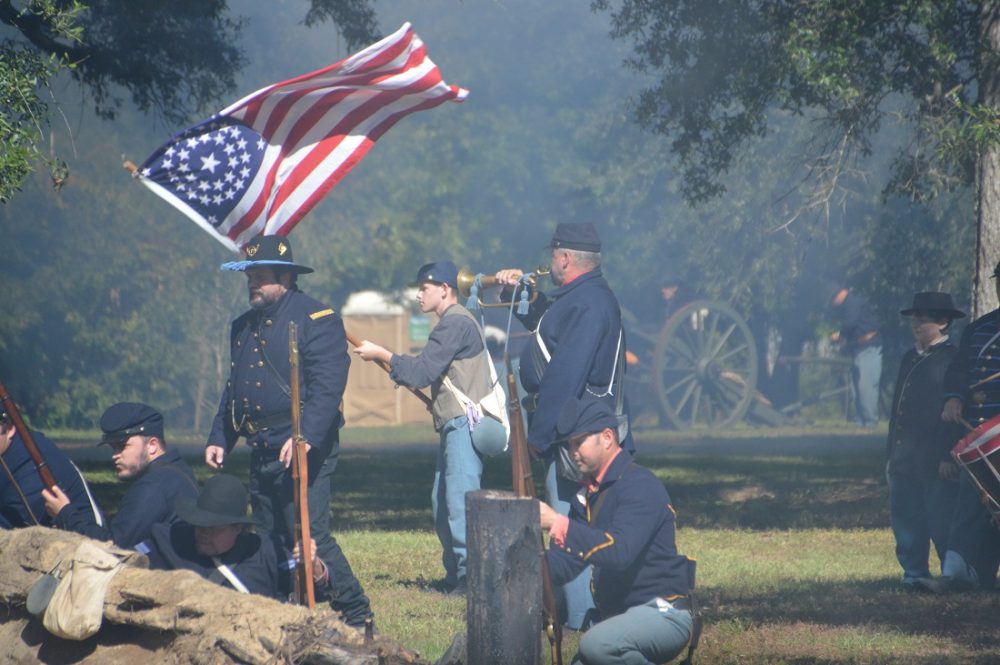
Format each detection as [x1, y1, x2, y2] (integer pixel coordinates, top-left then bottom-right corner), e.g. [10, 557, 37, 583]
[220, 235, 314, 274]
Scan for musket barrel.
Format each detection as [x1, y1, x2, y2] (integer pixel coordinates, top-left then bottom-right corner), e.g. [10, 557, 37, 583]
[288, 323, 316, 609]
[502, 354, 563, 665]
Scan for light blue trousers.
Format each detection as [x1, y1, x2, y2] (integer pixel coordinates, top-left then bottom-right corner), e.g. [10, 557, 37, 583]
[852, 345, 882, 427]
[575, 600, 693, 665]
[432, 415, 483, 586]
[546, 460, 596, 630]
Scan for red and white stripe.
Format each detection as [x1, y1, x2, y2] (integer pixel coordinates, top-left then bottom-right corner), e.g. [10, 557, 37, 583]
[216, 22, 466, 249]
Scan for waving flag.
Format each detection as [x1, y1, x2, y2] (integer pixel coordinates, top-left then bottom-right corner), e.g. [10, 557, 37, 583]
[135, 23, 468, 252]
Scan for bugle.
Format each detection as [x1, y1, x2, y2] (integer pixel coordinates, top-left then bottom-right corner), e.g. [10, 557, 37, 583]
[457, 265, 550, 309]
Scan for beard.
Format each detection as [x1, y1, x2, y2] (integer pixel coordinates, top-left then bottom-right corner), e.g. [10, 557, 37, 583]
[249, 289, 278, 310]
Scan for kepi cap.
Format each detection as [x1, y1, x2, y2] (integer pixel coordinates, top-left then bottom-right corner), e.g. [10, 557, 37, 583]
[176, 474, 252, 527]
[659, 274, 685, 289]
[550, 223, 601, 253]
[556, 397, 618, 442]
[900, 292, 965, 319]
[414, 261, 458, 289]
[220, 234, 314, 274]
[99, 402, 164, 446]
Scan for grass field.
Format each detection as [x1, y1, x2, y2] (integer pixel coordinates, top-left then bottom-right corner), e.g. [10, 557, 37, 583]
[69, 427, 1000, 664]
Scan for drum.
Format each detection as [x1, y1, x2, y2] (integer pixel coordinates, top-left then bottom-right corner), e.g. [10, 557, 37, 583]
[952, 413, 1000, 517]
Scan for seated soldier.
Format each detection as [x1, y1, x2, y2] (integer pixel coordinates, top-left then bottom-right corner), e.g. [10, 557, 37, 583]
[0, 407, 103, 529]
[136, 474, 329, 600]
[539, 397, 697, 665]
[43, 402, 198, 547]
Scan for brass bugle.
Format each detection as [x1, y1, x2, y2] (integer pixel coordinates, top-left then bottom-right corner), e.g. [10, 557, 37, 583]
[457, 265, 550, 309]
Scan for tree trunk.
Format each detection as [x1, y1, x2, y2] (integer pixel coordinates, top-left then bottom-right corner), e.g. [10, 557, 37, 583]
[465, 490, 542, 665]
[976, 1, 1000, 318]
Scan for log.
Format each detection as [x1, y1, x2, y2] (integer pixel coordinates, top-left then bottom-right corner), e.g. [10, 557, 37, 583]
[0, 527, 428, 665]
[465, 490, 541, 665]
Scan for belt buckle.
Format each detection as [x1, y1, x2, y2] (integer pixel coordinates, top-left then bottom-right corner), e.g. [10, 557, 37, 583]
[245, 419, 259, 435]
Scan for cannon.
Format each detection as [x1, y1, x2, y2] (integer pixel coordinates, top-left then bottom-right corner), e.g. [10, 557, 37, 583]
[624, 300, 852, 430]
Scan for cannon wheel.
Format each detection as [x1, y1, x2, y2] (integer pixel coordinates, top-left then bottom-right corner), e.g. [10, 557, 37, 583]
[652, 300, 758, 430]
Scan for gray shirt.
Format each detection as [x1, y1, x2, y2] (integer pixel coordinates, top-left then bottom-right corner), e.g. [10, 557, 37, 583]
[390, 304, 492, 430]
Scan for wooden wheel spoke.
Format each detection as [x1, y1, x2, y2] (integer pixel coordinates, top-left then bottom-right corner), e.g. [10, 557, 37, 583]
[689, 384, 702, 427]
[715, 342, 750, 365]
[680, 322, 705, 359]
[666, 337, 697, 364]
[705, 313, 720, 355]
[708, 323, 737, 360]
[663, 373, 697, 395]
[654, 300, 759, 431]
[673, 379, 698, 413]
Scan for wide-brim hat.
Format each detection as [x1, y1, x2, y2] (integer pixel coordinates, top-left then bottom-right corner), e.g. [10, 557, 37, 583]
[176, 474, 253, 527]
[900, 291, 965, 319]
[220, 234, 314, 274]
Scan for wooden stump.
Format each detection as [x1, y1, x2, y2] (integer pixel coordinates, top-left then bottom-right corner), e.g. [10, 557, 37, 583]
[465, 490, 541, 665]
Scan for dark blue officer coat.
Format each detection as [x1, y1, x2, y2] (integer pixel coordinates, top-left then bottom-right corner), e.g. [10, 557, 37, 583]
[55, 447, 198, 547]
[516, 268, 633, 456]
[944, 309, 1000, 426]
[887, 341, 964, 479]
[208, 288, 348, 455]
[546, 450, 694, 619]
[0, 430, 102, 530]
[137, 522, 295, 599]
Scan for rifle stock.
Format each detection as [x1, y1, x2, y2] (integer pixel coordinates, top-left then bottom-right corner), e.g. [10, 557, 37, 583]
[0, 380, 57, 491]
[288, 323, 316, 609]
[504, 354, 563, 665]
[344, 330, 433, 408]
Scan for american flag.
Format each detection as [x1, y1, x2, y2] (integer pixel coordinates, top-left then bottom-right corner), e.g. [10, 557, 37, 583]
[136, 23, 468, 252]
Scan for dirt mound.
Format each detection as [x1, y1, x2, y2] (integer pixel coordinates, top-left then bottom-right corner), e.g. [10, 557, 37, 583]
[0, 527, 427, 664]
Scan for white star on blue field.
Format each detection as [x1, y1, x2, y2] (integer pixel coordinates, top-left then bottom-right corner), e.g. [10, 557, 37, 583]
[140, 118, 267, 228]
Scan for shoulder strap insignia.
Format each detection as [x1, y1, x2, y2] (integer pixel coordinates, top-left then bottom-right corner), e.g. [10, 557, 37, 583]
[310, 308, 335, 320]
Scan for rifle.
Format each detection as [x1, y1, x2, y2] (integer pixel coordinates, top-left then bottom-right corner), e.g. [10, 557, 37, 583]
[288, 322, 316, 609]
[344, 330, 433, 408]
[0, 380, 58, 492]
[504, 353, 563, 665]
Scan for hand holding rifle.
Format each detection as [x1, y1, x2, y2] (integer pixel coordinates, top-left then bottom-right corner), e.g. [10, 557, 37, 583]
[347, 332, 433, 408]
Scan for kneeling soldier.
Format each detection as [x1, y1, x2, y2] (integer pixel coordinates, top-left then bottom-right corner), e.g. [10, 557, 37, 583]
[539, 397, 697, 665]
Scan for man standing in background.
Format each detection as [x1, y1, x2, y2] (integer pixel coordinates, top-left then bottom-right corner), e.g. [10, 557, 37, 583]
[204, 234, 372, 627]
[935, 263, 1000, 592]
[829, 285, 883, 429]
[886, 292, 964, 590]
[495, 222, 632, 630]
[355, 260, 504, 596]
